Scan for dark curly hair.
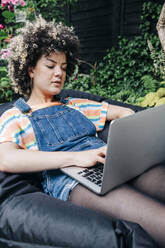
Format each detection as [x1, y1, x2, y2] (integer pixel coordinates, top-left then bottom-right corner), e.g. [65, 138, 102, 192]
[7, 16, 79, 97]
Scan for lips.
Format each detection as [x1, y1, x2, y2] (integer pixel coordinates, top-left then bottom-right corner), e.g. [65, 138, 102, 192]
[52, 81, 61, 86]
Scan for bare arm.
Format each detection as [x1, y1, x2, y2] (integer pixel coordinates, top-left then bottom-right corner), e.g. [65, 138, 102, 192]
[106, 104, 134, 121]
[0, 142, 106, 173]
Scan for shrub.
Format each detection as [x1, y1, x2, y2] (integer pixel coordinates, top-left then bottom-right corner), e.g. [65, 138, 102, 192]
[91, 34, 160, 101]
[0, 0, 30, 103]
[0, 65, 17, 102]
[65, 1, 163, 105]
[35, 0, 79, 22]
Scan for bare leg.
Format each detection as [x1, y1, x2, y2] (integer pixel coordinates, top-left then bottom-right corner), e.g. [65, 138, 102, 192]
[69, 166, 165, 247]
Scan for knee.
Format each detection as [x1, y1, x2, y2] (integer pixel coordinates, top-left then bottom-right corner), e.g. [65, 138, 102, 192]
[131, 164, 165, 201]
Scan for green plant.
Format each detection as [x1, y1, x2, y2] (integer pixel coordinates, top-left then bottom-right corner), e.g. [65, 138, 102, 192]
[92, 2, 163, 104]
[0, 0, 81, 103]
[65, 1, 163, 105]
[136, 2, 165, 108]
[0, 1, 36, 47]
[140, 2, 162, 38]
[140, 75, 157, 94]
[0, 0, 37, 103]
[35, 0, 79, 22]
[147, 38, 165, 80]
[137, 81, 165, 107]
[0, 66, 15, 102]
[65, 59, 95, 92]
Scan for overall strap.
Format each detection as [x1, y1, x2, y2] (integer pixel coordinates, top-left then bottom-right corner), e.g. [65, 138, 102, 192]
[53, 95, 68, 105]
[14, 98, 32, 113]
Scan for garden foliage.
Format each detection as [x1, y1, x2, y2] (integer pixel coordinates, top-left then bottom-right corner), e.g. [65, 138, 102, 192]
[0, 0, 37, 102]
[35, 0, 78, 23]
[65, 2, 164, 106]
[0, 1, 164, 106]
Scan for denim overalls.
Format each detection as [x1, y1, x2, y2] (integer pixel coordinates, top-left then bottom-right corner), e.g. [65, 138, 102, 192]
[14, 98, 106, 201]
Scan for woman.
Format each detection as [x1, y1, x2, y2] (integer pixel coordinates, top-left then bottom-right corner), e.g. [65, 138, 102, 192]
[0, 17, 165, 246]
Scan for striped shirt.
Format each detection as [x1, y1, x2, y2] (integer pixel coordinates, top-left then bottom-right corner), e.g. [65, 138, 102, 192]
[0, 97, 109, 150]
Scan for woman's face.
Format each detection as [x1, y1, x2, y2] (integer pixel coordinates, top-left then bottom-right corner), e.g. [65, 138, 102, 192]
[29, 51, 67, 99]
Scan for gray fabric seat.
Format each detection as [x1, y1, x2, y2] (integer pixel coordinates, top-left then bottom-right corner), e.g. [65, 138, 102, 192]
[0, 90, 156, 248]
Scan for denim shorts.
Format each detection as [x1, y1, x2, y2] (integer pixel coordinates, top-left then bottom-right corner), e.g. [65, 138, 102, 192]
[42, 170, 78, 201]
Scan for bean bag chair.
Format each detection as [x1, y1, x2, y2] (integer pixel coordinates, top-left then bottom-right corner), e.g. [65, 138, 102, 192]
[0, 89, 157, 248]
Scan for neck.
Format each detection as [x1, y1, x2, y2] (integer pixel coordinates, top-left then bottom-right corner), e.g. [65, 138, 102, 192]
[27, 92, 54, 105]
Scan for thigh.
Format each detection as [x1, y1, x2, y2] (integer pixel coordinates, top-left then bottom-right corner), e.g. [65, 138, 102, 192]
[130, 164, 165, 203]
[69, 184, 158, 247]
[69, 181, 165, 223]
[69, 183, 140, 220]
[69, 183, 116, 217]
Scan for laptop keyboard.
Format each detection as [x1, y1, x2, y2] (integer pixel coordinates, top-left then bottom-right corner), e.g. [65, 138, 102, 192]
[77, 163, 103, 187]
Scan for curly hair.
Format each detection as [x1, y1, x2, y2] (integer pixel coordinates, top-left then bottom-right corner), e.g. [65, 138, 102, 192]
[7, 16, 79, 97]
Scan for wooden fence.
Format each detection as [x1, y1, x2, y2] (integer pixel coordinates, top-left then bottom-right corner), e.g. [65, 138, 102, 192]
[0, 0, 164, 65]
[65, 0, 164, 64]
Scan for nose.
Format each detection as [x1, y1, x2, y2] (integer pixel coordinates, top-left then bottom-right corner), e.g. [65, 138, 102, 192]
[54, 65, 62, 78]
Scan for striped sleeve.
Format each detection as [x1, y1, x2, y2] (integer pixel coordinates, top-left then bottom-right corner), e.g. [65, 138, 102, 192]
[0, 108, 37, 149]
[67, 98, 109, 131]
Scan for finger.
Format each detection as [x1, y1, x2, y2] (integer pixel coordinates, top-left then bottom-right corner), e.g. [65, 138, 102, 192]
[97, 155, 105, 164]
[97, 146, 107, 156]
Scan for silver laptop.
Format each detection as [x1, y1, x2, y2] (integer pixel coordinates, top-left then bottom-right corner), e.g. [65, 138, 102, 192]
[61, 104, 165, 195]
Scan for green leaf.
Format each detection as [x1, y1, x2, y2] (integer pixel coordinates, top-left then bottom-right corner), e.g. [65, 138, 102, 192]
[0, 36, 8, 41]
[0, 30, 8, 36]
[0, 67, 7, 72]
[2, 10, 15, 19]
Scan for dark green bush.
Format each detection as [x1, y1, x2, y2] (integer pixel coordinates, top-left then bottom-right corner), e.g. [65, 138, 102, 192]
[35, 0, 79, 22]
[0, 66, 15, 102]
[90, 34, 161, 103]
[0, 1, 163, 104]
[65, 1, 163, 104]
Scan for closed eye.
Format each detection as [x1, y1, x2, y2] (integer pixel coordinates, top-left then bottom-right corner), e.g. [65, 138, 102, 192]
[47, 65, 54, 69]
[46, 64, 67, 71]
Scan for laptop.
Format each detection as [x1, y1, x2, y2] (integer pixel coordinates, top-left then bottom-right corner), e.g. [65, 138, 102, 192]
[61, 104, 165, 195]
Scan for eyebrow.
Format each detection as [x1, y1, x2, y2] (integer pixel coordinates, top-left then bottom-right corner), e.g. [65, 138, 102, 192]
[46, 58, 67, 65]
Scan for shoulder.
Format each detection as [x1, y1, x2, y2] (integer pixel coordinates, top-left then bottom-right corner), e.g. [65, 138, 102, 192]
[0, 107, 23, 125]
[0, 106, 33, 148]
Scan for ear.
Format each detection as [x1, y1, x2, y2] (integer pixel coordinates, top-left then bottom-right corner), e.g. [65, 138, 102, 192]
[28, 66, 34, 78]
